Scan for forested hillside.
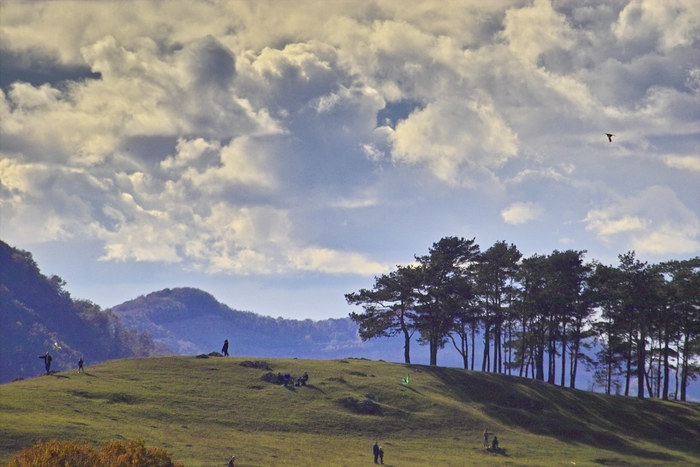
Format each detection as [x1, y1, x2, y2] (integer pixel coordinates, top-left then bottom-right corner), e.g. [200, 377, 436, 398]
[109, 287, 404, 361]
[0, 241, 165, 383]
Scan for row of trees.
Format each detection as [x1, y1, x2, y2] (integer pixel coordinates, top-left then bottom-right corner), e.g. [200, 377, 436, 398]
[346, 237, 700, 401]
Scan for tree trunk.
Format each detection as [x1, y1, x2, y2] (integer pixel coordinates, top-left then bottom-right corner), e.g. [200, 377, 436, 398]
[560, 330, 567, 387]
[535, 343, 545, 381]
[680, 335, 688, 401]
[624, 333, 632, 397]
[430, 335, 439, 366]
[470, 325, 476, 371]
[662, 334, 670, 400]
[402, 327, 411, 364]
[482, 323, 490, 372]
[547, 337, 556, 384]
[570, 338, 580, 389]
[637, 329, 646, 399]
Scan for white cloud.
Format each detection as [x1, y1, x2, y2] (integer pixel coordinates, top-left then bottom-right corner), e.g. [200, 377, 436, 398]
[501, 0, 575, 65]
[289, 247, 388, 275]
[584, 186, 700, 256]
[613, 0, 700, 53]
[501, 202, 544, 225]
[389, 96, 519, 184]
[1, 1, 699, 319]
[663, 155, 700, 172]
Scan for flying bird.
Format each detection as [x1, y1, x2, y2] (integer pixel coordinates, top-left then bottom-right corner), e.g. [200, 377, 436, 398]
[604, 133, 615, 142]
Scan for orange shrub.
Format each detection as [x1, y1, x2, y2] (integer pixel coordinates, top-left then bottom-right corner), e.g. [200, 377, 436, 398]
[97, 439, 183, 467]
[6, 439, 183, 467]
[5, 439, 98, 466]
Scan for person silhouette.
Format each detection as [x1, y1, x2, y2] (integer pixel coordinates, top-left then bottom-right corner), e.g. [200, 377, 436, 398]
[221, 339, 229, 356]
[39, 352, 52, 374]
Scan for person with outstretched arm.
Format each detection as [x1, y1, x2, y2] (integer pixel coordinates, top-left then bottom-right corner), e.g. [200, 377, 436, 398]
[38, 352, 52, 374]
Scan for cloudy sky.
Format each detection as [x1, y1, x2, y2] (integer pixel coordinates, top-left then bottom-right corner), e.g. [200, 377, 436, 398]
[1, 0, 699, 320]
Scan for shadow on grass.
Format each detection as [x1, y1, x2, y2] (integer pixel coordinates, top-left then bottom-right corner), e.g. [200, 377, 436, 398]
[399, 384, 422, 395]
[420, 365, 698, 463]
[486, 447, 508, 457]
[304, 384, 325, 394]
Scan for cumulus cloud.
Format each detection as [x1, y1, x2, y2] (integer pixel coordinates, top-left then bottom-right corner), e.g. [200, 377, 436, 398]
[584, 186, 700, 256]
[501, 202, 544, 225]
[663, 155, 700, 172]
[1, 0, 699, 293]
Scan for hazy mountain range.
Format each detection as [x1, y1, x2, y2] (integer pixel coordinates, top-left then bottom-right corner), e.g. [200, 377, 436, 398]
[108, 286, 408, 361]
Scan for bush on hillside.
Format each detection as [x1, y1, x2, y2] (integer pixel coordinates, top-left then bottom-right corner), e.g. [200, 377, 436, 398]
[5, 439, 98, 466]
[5, 439, 183, 466]
[98, 439, 182, 466]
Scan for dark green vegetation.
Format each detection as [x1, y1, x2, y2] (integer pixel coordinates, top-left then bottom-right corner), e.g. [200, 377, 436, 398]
[1, 357, 699, 466]
[0, 240, 166, 383]
[348, 237, 700, 401]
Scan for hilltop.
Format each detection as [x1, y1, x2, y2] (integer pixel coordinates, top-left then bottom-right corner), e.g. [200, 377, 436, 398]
[109, 287, 404, 361]
[1, 356, 698, 466]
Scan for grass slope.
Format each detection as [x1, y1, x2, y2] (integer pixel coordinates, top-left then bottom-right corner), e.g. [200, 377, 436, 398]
[1, 356, 698, 466]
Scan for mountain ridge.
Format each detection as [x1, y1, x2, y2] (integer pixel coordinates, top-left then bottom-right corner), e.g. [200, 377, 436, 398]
[109, 286, 403, 360]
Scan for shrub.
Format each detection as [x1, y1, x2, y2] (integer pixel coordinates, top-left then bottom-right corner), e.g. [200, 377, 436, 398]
[98, 439, 183, 466]
[5, 439, 98, 466]
[6, 439, 183, 467]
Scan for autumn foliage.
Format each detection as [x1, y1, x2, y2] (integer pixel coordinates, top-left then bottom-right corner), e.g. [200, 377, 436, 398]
[6, 439, 183, 466]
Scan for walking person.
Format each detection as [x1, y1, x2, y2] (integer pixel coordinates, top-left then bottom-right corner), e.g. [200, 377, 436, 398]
[221, 339, 229, 357]
[373, 441, 380, 463]
[78, 357, 84, 373]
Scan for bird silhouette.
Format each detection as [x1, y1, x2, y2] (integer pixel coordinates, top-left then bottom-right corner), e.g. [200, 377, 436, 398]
[605, 133, 615, 142]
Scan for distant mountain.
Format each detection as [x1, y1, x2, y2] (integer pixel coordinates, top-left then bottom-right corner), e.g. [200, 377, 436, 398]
[0, 240, 166, 383]
[109, 287, 408, 361]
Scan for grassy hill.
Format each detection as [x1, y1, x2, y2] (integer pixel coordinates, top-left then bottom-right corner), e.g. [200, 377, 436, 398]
[1, 357, 698, 466]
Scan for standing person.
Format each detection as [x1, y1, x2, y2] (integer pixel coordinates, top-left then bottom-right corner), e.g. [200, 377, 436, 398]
[379, 445, 384, 464]
[221, 339, 229, 357]
[38, 352, 52, 374]
[78, 357, 84, 373]
[228, 455, 235, 466]
[483, 429, 491, 448]
[373, 441, 380, 463]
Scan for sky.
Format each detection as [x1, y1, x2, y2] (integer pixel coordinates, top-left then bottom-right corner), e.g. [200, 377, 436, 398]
[1, 0, 699, 321]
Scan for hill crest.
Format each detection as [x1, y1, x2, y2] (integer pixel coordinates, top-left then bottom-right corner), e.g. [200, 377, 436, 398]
[1, 356, 698, 466]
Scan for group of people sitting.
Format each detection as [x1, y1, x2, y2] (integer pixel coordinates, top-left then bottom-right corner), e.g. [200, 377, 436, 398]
[275, 372, 309, 387]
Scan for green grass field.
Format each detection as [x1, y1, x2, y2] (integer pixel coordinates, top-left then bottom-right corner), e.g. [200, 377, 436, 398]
[1, 356, 698, 466]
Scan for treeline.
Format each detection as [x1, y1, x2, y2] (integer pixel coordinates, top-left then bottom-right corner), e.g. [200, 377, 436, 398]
[346, 237, 700, 401]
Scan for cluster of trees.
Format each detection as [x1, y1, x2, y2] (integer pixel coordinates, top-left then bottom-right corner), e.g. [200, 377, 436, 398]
[346, 237, 700, 401]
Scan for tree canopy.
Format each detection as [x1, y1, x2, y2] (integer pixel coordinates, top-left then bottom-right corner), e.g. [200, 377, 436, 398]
[347, 237, 700, 401]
